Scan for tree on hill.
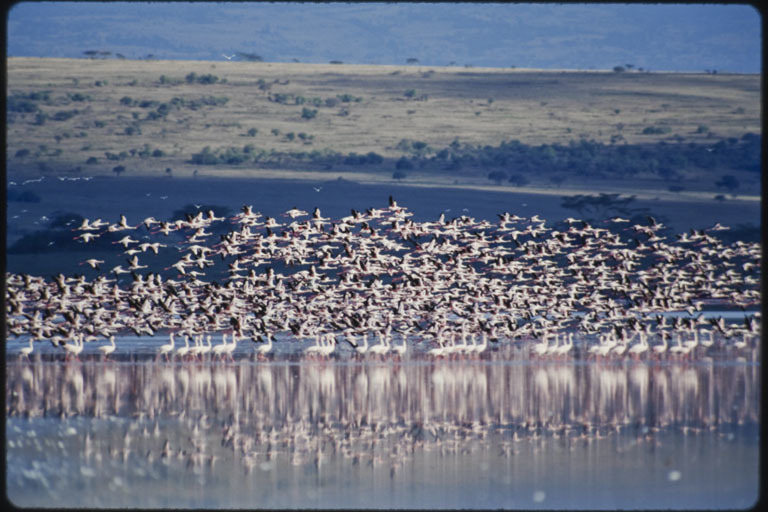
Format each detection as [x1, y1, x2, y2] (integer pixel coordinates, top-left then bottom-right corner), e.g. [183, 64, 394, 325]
[508, 174, 530, 187]
[550, 175, 567, 188]
[488, 170, 507, 185]
[395, 157, 414, 170]
[715, 174, 740, 194]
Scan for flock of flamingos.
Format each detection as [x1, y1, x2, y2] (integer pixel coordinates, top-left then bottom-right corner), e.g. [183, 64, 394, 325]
[5, 196, 761, 361]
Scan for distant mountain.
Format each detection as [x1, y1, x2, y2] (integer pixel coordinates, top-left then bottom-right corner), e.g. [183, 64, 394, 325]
[6, 2, 761, 72]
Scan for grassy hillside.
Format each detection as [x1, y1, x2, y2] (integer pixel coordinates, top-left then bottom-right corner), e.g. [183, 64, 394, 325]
[6, 57, 761, 198]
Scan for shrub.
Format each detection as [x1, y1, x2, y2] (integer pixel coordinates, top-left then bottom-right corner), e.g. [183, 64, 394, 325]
[8, 97, 39, 113]
[15, 149, 31, 158]
[337, 93, 362, 103]
[550, 175, 567, 188]
[642, 126, 671, 135]
[52, 110, 79, 121]
[86, 156, 99, 164]
[186, 72, 219, 84]
[508, 174, 530, 187]
[715, 174, 739, 192]
[152, 149, 165, 157]
[247, 128, 258, 137]
[395, 157, 414, 170]
[488, 170, 507, 184]
[343, 153, 364, 165]
[190, 146, 220, 165]
[30, 91, 51, 101]
[270, 93, 291, 104]
[197, 74, 219, 84]
[137, 145, 151, 158]
[301, 107, 318, 119]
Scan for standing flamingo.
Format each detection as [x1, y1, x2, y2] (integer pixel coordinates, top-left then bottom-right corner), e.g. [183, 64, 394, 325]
[256, 333, 273, 357]
[157, 333, 175, 361]
[176, 335, 192, 359]
[64, 333, 84, 360]
[20, 338, 34, 359]
[98, 336, 116, 359]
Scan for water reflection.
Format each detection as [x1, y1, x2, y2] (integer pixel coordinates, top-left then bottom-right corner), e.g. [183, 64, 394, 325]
[6, 356, 760, 508]
[8, 357, 759, 446]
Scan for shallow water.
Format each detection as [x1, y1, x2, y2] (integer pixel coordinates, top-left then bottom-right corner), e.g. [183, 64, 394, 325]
[5, 351, 760, 509]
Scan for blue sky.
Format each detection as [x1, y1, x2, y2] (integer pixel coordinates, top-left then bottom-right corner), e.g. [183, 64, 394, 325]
[6, 2, 762, 72]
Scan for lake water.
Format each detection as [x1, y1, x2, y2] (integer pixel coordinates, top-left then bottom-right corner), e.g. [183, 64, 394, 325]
[5, 343, 760, 509]
[5, 175, 761, 508]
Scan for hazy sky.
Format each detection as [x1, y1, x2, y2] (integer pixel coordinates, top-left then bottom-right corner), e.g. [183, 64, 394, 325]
[6, 2, 762, 72]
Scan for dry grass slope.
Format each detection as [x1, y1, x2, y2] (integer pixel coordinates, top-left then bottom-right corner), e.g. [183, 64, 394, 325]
[6, 57, 761, 199]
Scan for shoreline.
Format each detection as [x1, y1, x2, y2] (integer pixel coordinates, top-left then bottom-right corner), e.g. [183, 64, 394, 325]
[10, 169, 761, 204]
